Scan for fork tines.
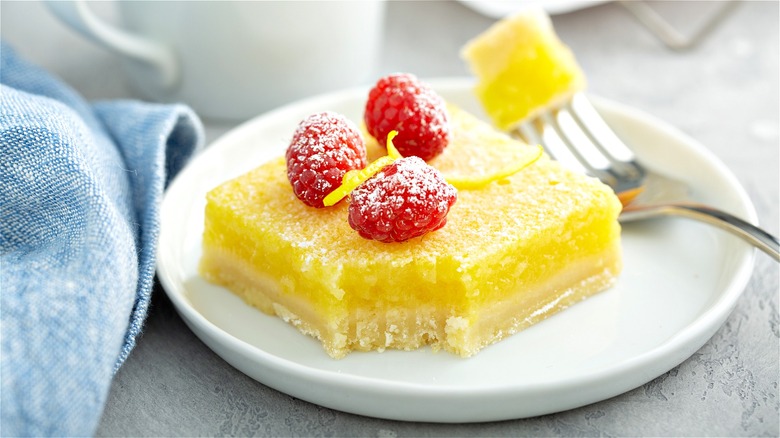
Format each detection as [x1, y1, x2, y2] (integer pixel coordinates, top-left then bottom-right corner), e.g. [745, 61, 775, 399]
[516, 92, 646, 195]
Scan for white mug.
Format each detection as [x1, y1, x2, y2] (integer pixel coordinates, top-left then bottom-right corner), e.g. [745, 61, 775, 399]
[46, 1, 386, 121]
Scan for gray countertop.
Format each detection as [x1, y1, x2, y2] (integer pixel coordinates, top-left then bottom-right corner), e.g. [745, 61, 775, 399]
[3, 1, 778, 436]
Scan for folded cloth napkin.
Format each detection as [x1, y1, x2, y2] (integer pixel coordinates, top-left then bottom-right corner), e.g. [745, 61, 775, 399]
[0, 43, 203, 436]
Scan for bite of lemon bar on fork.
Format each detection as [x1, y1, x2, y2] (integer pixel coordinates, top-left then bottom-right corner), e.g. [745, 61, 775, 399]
[461, 8, 587, 131]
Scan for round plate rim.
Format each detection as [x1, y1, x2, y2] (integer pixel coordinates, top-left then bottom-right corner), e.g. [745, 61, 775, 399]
[157, 77, 756, 421]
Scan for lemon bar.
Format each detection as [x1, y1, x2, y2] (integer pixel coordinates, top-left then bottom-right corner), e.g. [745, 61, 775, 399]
[461, 8, 586, 130]
[199, 105, 622, 359]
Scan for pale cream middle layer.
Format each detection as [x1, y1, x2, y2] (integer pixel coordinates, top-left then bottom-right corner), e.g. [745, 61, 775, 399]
[199, 241, 622, 359]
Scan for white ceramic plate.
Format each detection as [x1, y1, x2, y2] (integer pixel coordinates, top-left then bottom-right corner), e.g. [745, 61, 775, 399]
[458, 0, 609, 17]
[157, 78, 757, 423]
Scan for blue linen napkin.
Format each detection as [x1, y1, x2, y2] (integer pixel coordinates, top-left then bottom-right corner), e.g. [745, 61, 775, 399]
[0, 43, 204, 436]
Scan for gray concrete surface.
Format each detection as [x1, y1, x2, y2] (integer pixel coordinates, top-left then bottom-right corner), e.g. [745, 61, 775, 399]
[2, 1, 777, 436]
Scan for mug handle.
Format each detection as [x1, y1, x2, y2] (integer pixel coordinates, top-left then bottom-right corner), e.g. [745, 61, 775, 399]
[44, 0, 178, 89]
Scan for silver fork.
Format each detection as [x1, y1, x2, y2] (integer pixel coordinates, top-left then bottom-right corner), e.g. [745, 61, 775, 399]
[515, 92, 780, 262]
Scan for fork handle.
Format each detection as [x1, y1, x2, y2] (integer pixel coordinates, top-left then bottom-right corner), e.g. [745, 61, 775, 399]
[620, 203, 780, 262]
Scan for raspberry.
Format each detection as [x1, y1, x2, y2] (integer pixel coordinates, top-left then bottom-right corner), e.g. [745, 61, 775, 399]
[286, 112, 367, 208]
[364, 73, 450, 162]
[348, 156, 457, 243]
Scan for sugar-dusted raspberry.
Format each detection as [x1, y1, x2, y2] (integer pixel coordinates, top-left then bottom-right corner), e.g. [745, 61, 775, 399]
[348, 156, 457, 242]
[364, 73, 450, 161]
[286, 112, 367, 208]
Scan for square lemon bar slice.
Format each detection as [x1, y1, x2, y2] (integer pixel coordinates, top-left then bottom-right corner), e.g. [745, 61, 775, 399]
[199, 105, 622, 359]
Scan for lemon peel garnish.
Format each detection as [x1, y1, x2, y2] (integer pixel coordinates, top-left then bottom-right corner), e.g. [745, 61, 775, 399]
[384, 130, 403, 160]
[323, 131, 402, 207]
[323, 128, 538, 204]
[444, 144, 544, 189]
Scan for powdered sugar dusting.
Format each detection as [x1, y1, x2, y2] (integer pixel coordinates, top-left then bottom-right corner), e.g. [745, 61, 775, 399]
[286, 111, 367, 207]
[348, 156, 457, 242]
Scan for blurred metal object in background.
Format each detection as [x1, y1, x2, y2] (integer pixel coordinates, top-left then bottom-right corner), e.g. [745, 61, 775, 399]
[619, 0, 740, 51]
